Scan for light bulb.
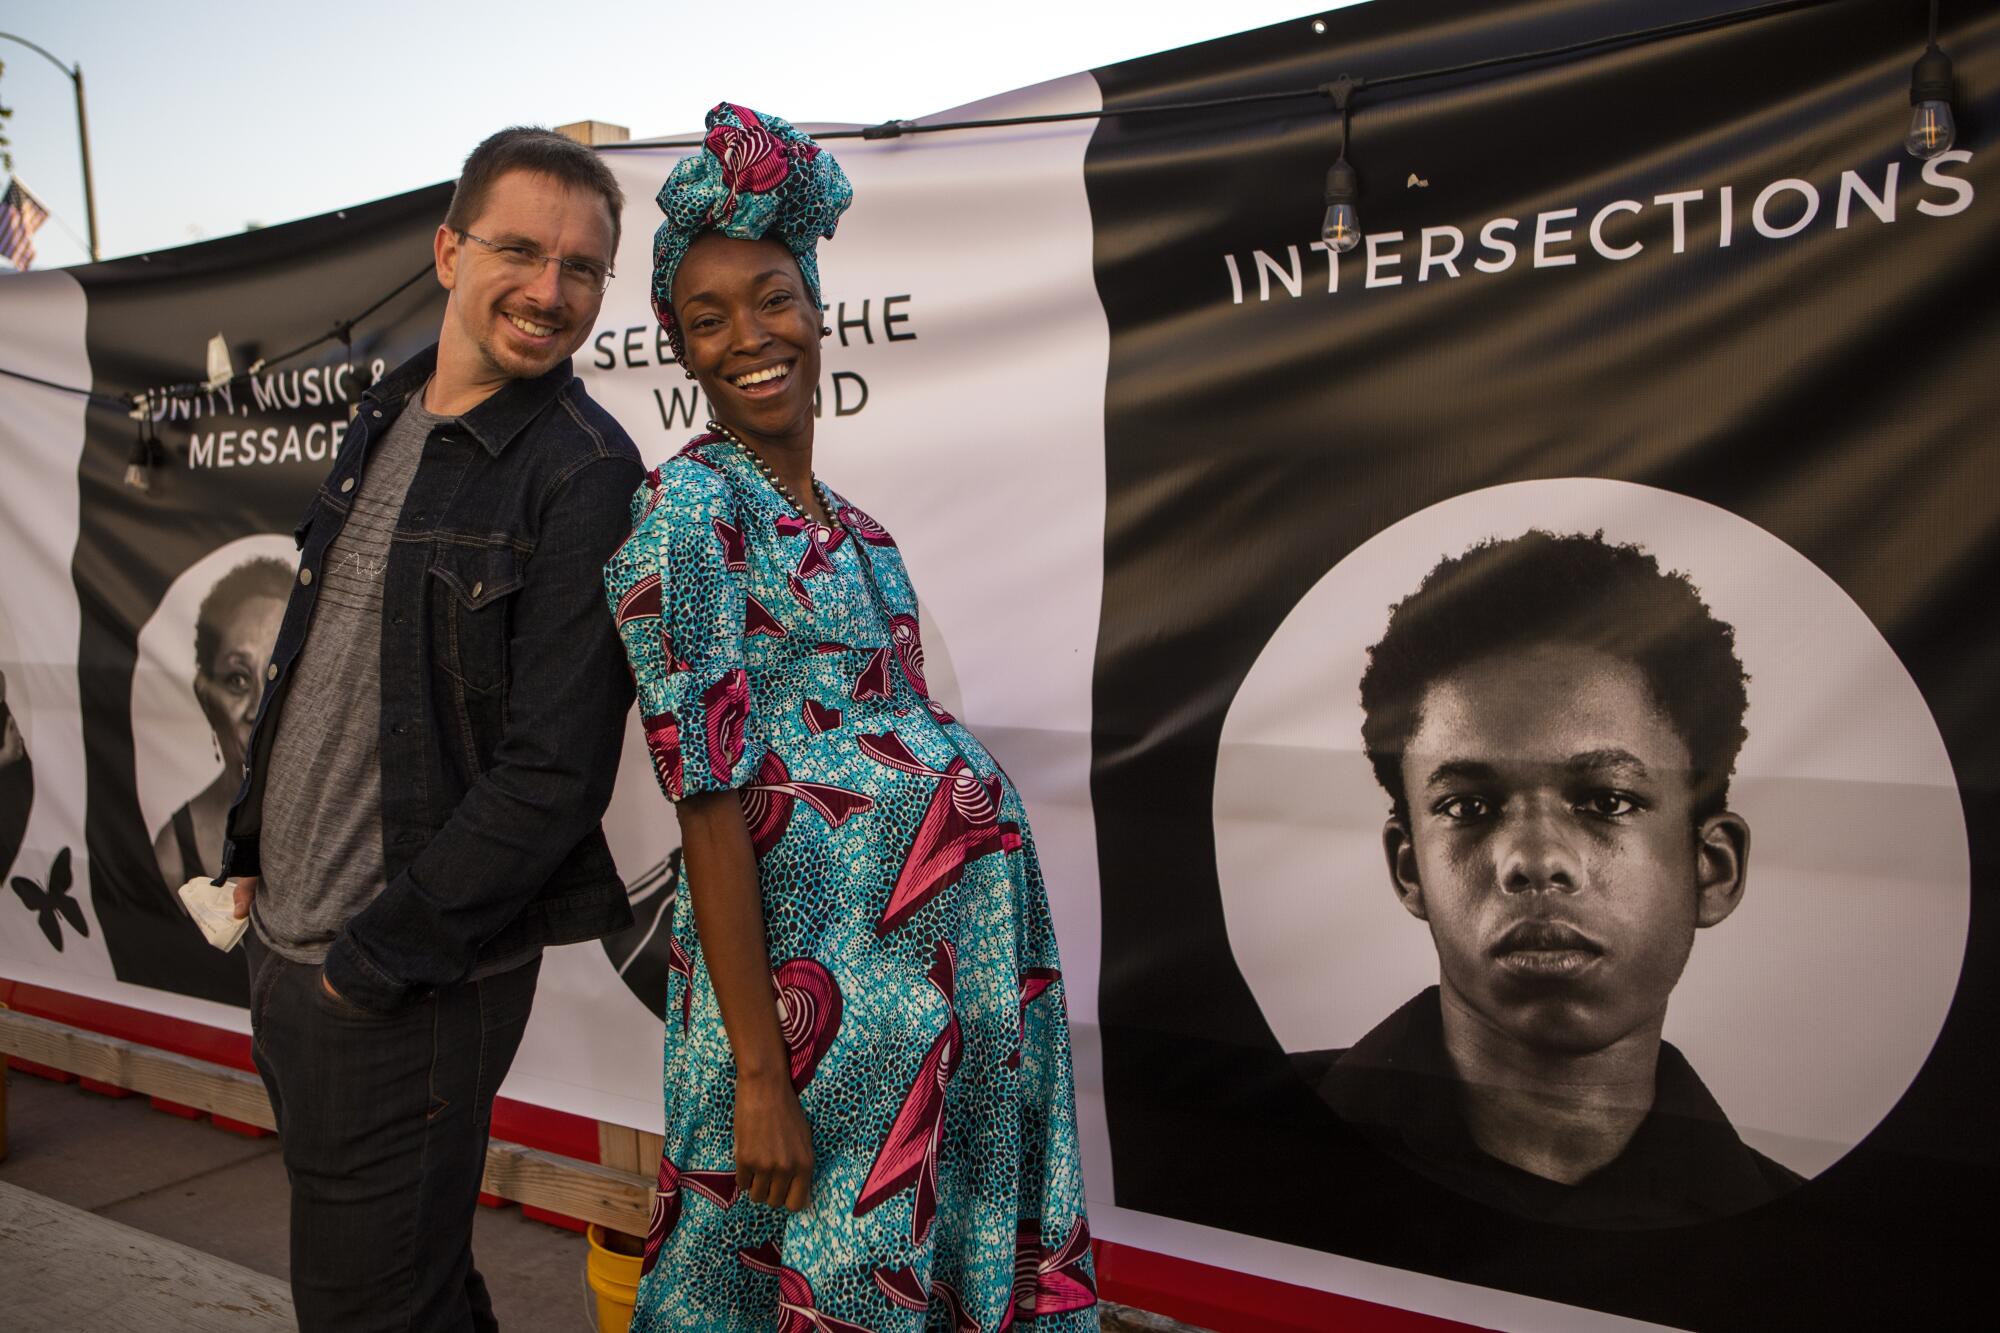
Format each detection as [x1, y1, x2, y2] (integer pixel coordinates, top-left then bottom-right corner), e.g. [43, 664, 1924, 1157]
[1906, 43, 1955, 159]
[1322, 158, 1361, 253]
[1321, 204, 1361, 253]
[1905, 100, 1956, 158]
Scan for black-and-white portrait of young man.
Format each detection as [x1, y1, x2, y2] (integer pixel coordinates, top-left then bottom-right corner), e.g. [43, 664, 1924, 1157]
[1213, 480, 1970, 1235]
[1294, 530, 1792, 1227]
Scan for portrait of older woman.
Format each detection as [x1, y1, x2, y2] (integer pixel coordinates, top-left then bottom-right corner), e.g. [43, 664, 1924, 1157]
[152, 556, 290, 888]
[603, 104, 1093, 1332]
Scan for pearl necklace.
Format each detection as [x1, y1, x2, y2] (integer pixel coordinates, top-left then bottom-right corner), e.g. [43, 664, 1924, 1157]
[707, 419, 829, 522]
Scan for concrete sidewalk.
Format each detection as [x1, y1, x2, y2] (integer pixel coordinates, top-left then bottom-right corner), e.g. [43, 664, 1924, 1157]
[0, 1069, 591, 1329]
[1, 1066, 1200, 1331]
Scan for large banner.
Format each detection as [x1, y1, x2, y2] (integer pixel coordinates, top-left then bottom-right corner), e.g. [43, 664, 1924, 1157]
[1, 1, 1994, 1327]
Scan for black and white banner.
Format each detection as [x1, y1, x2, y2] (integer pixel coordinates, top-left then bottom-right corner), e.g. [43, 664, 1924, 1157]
[2, 2, 1995, 1327]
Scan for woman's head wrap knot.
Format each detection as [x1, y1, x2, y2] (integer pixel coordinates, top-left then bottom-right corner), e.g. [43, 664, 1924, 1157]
[650, 103, 853, 363]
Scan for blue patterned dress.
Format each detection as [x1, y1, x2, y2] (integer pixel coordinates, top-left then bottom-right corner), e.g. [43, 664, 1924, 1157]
[604, 432, 1094, 1333]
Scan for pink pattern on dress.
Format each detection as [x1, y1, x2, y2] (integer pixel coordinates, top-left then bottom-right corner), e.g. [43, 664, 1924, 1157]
[1002, 1218, 1095, 1326]
[871, 1265, 928, 1312]
[890, 614, 928, 697]
[643, 1158, 741, 1277]
[1006, 968, 1062, 1070]
[837, 503, 897, 547]
[857, 732, 1023, 935]
[713, 517, 747, 570]
[614, 571, 661, 627]
[746, 593, 789, 638]
[674, 433, 726, 470]
[850, 647, 893, 702]
[668, 935, 693, 1030]
[701, 669, 750, 781]
[933, 1280, 984, 1333]
[642, 1156, 681, 1275]
[737, 1242, 877, 1333]
[741, 752, 874, 858]
[853, 941, 959, 1243]
[802, 699, 842, 735]
[642, 711, 684, 801]
[772, 958, 843, 1091]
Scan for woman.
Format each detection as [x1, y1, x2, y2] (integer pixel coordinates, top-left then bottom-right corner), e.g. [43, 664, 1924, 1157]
[153, 557, 290, 888]
[605, 104, 1094, 1332]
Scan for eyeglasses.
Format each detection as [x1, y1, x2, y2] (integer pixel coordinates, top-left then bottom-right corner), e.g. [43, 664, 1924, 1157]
[459, 231, 615, 294]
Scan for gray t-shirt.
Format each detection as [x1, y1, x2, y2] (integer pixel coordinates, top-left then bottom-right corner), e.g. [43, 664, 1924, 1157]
[253, 391, 448, 962]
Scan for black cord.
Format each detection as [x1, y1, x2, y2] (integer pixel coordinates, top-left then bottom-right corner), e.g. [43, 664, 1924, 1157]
[0, 0, 1879, 410]
[0, 364, 130, 410]
[251, 261, 432, 374]
[0, 260, 436, 411]
[1363, 0, 1844, 94]
[595, 0, 1853, 149]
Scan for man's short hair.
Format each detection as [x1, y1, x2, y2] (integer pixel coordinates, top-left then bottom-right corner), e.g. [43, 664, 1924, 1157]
[195, 557, 294, 673]
[1359, 530, 1749, 826]
[444, 127, 625, 253]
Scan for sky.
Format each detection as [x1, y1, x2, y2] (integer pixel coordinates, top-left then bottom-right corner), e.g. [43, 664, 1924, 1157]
[0, 0, 1365, 268]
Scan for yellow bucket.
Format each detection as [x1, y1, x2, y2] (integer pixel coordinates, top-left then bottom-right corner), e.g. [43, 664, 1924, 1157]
[585, 1224, 645, 1333]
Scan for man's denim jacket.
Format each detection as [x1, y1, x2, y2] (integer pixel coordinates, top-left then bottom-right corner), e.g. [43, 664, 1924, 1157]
[222, 346, 644, 1012]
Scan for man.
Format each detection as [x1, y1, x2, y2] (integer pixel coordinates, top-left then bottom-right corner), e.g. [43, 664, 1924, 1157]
[1293, 530, 1801, 1227]
[219, 127, 642, 1329]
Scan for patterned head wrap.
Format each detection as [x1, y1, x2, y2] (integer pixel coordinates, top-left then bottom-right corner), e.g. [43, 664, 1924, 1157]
[650, 102, 854, 364]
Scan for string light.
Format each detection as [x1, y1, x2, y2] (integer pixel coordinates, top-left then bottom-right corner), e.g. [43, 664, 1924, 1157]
[0, 0, 1909, 432]
[1906, 0, 1955, 159]
[1, 259, 432, 498]
[1321, 77, 1363, 255]
[123, 396, 162, 491]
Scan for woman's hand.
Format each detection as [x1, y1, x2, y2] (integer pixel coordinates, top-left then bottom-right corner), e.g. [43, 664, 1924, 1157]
[677, 789, 814, 1212]
[734, 1068, 815, 1212]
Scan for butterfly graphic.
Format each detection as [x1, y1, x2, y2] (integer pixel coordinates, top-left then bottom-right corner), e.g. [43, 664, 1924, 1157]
[11, 847, 84, 951]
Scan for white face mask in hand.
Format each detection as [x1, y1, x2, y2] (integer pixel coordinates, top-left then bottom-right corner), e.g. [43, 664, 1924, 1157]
[179, 876, 250, 951]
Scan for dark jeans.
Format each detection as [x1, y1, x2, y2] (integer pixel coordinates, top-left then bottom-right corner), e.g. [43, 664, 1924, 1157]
[246, 932, 541, 1332]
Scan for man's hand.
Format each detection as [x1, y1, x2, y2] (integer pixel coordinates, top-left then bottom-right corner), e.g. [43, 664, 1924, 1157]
[734, 1068, 815, 1212]
[230, 876, 260, 920]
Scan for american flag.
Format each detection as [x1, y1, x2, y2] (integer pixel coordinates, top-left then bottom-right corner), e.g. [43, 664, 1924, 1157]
[1, 179, 51, 272]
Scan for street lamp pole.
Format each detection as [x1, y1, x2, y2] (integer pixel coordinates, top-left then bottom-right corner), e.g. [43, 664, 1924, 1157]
[0, 31, 100, 262]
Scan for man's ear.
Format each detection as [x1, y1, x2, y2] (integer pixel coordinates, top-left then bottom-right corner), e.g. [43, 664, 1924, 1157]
[1383, 818, 1428, 921]
[435, 224, 461, 291]
[1695, 811, 1750, 928]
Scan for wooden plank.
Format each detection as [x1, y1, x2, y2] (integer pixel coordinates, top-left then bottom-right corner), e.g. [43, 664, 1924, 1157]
[0, 1180, 295, 1331]
[481, 1139, 652, 1235]
[597, 1120, 639, 1174]
[0, 1009, 274, 1130]
[637, 1130, 664, 1168]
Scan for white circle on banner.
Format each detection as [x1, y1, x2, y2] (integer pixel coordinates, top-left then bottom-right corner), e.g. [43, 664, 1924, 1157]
[132, 535, 298, 882]
[1213, 478, 1968, 1181]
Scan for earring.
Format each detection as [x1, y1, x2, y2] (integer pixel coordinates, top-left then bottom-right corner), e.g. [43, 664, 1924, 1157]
[212, 732, 222, 765]
[821, 326, 832, 337]
[683, 366, 696, 380]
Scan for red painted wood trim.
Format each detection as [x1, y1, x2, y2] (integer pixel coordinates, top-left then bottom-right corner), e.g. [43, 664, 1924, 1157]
[1096, 1240, 1493, 1332]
